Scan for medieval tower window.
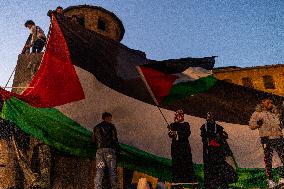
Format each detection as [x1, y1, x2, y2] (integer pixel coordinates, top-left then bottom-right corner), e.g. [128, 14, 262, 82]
[69, 15, 85, 27]
[242, 77, 253, 88]
[63, 5, 124, 41]
[77, 16, 85, 26]
[98, 17, 106, 31]
[263, 75, 275, 89]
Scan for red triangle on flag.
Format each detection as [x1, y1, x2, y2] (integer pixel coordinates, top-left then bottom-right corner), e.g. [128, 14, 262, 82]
[139, 66, 178, 103]
[21, 14, 85, 108]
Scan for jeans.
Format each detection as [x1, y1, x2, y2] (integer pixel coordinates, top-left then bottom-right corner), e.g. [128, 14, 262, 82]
[94, 148, 117, 189]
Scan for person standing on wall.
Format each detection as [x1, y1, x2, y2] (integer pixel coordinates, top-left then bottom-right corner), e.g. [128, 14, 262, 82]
[24, 20, 46, 53]
[93, 112, 120, 189]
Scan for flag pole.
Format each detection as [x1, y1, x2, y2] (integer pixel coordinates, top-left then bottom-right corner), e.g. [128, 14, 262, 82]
[2, 86, 34, 89]
[157, 106, 170, 126]
[136, 66, 170, 127]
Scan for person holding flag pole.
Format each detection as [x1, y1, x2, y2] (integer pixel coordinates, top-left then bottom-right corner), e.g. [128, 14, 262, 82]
[168, 109, 197, 188]
[136, 66, 199, 188]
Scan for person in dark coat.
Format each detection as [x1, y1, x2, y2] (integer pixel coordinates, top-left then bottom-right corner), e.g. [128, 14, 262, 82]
[201, 112, 237, 189]
[168, 110, 196, 186]
[93, 112, 120, 189]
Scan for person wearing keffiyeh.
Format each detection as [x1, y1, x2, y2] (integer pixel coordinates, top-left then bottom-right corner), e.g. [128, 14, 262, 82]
[168, 110, 196, 187]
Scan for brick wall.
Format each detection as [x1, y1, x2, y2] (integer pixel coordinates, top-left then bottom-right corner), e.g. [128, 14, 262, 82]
[214, 65, 284, 96]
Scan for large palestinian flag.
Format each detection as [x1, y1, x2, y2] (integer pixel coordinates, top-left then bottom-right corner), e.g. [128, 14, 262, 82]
[1, 13, 284, 188]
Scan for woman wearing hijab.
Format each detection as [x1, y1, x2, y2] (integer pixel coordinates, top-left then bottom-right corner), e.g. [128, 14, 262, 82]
[168, 110, 196, 186]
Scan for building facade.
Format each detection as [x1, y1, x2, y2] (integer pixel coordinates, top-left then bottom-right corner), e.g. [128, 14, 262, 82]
[214, 64, 284, 96]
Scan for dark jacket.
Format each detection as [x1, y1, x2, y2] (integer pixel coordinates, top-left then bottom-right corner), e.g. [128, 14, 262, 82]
[200, 122, 237, 186]
[168, 122, 195, 182]
[168, 122, 191, 143]
[93, 121, 120, 153]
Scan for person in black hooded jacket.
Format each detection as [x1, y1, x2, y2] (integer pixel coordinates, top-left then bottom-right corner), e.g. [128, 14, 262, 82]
[201, 112, 237, 189]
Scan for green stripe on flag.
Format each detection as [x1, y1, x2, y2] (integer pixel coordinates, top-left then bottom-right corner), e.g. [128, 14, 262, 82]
[163, 75, 217, 104]
[0, 97, 172, 180]
[1, 96, 95, 157]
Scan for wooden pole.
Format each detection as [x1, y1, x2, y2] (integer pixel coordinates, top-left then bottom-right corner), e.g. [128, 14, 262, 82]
[4, 67, 17, 88]
[2, 86, 34, 89]
[136, 66, 170, 127]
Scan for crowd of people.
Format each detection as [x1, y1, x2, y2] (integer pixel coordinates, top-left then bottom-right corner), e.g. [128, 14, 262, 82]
[92, 110, 237, 189]
[160, 110, 237, 189]
[93, 98, 284, 189]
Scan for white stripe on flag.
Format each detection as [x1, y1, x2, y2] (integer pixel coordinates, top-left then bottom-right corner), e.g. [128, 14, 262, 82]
[56, 66, 283, 169]
[173, 67, 212, 84]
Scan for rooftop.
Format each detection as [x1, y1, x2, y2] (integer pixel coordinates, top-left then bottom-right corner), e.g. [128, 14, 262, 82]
[214, 63, 284, 73]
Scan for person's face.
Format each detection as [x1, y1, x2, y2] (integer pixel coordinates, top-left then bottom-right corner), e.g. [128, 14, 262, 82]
[262, 100, 273, 110]
[56, 8, 63, 14]
[104, 116, 112, 123]
[175, 115, 184, 122]
[206, 114, 215, 123]
[26, 24, 32, 29]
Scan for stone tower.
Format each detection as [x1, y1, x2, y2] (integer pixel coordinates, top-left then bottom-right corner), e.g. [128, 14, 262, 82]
[13, 5, 126, 94]
[63, 5, 125, 41]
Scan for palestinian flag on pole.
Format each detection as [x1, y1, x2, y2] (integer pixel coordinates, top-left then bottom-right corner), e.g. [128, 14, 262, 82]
[1, 13, 284, 188]
[137, 60, 217, 104]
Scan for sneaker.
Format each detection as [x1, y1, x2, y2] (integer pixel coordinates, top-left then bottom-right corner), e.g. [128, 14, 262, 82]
[268, 179, 277, 188]
[278, 178, 284, 185]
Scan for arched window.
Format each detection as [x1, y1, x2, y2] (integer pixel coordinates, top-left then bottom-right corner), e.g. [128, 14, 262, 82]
[262, 75, 275, 89]
[242, 77, 253, 88]
[98, 17, 106, 31]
